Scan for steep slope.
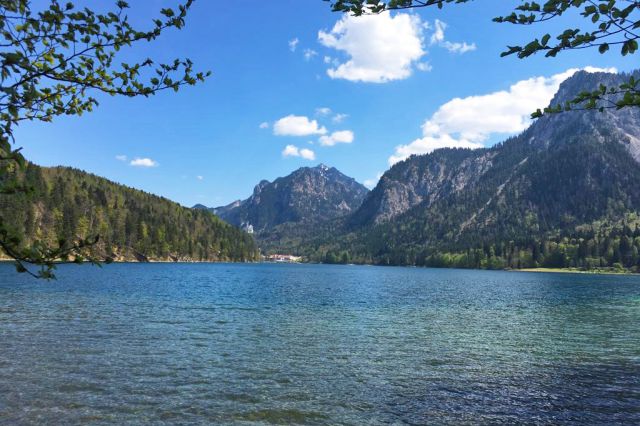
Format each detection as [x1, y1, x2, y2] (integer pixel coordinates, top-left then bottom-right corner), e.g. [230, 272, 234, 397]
[287, 70, 640, 270]
[351, 149, 493, 227]
[1, 164, 260, 262]
[352, 70, 640, 229]
[205, 164, 369, 234]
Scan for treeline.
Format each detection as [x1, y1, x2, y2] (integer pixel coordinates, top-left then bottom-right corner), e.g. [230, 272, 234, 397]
[0, 163, 260, 262]
[422, 219, 640, 272]
[310, 215, 640, 272]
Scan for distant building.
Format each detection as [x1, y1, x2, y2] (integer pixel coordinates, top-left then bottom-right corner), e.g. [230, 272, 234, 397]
[241, 222, 254, 234]
[265, 254, 302, 263]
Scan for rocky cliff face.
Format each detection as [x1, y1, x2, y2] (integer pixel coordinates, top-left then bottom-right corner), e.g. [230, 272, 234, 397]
[351, 70, 640, 229]
[351, 149, 495, 226]
[531, 70, 640, 159]
[205, 164, 369, 233]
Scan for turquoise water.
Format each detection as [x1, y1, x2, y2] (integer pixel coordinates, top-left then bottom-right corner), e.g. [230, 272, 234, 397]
[0, 263, 639, 424]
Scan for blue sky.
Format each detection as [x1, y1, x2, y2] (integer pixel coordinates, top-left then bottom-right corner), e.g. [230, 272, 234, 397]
[15, 0, 638, 207]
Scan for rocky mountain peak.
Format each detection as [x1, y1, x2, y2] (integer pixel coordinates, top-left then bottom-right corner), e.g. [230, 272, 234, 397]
[253, 180, 270, 196]
[208, 165, 369, 234]
[352, 69, 640, 228]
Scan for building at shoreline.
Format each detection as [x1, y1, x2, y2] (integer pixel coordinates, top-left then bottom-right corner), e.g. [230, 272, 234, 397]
[264, 254, 302, 263]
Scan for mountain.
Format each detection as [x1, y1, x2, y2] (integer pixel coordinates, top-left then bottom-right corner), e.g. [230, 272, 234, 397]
[286, 70, 640, 271]
[1, 164, 260, 262]
[353, 71, 640, 228]
[200, 164, 369, 234]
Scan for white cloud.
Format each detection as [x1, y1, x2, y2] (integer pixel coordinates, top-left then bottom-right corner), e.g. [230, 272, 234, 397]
[429, 19, 445, 44]
[442, 41, 476, 54]
[115, 155, 127, 162]
[197, 175, 204, 181]
[299, 148, 316, 160]
[416, 62, 433, 72]
[130, 158, 158, 168]
[319, 130, 354, 146]
[282, 145, 316, 160]
[259, 122, 269, 129]
[274, 115, 327, 136]
[388, 67, 617, 165]
[304, 49, 318, 61]
[318, 13, 426, 83]
[389, 135, 484, 166]
[332, 113, 349, 123]
[289, 38, 299, 52]
[315, 107, 332, 116]
[430, 20, 476, 54]
[363, 172, 383, 189]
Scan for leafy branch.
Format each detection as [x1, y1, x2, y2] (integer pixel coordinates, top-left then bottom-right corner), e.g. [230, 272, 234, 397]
[325, 0, 640, 114]
[0, 0, 210, 279]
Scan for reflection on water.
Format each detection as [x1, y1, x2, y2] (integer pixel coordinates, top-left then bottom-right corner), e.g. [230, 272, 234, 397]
[1, 263, 639, 424]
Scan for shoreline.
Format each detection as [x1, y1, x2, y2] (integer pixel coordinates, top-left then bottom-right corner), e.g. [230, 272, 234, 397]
[1, 258, 637, 276]
[513, 267, 638, 276]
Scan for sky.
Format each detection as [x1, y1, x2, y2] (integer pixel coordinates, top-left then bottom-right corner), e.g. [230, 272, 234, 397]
[15, 0, 639, 207]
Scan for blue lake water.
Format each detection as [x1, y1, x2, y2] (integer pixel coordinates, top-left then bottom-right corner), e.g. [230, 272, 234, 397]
[0, 263, 639, 425]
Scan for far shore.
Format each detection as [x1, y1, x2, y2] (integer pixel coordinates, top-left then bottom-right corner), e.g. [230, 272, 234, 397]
[515, 267, 638, 276]
[1, 257, 638, 276]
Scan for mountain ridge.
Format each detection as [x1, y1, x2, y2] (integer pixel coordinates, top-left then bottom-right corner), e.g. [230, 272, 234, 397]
[253, 69, 640, 271]
[351, 70, 640, 229]
[195, 164, 369, 235]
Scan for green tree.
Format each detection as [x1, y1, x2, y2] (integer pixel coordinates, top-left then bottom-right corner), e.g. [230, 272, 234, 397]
[325, 0, 640, 114]
[0, 0, 210, 278]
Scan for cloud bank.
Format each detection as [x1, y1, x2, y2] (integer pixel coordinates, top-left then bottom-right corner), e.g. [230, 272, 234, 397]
[388, 67, 617, 165]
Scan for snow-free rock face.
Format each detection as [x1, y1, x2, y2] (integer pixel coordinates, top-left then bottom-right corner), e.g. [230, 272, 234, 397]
[351, 70, 640, 228]
[205, 165, 369, 233]
[350, 149, 496, 226]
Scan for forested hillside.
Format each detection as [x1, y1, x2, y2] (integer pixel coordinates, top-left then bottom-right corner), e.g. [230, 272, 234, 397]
[0, 164, 260, 262]
[269, 70, 640, 272]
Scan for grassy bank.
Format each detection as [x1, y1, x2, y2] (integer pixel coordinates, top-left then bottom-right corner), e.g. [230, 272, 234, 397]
[515, 267, 637, 276]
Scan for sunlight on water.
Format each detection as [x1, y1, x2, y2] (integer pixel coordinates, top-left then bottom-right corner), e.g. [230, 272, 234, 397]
[1, 263, 639, 424]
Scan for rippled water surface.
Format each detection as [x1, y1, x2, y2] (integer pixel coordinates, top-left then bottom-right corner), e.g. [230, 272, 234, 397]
[1, 263, 639, 425]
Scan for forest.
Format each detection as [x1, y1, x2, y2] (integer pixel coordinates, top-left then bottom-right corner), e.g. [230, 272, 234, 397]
[0, 163, 260, 263]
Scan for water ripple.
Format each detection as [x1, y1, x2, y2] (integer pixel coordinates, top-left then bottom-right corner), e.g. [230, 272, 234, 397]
[0, 263, 639, 424]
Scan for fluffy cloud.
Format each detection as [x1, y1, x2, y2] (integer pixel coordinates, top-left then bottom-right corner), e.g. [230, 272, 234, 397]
[289, 38, 299, 52]
[130, 158, 158, 168]
[388, 67, 617, 165]
[282, 145, 316, 160]
[319, 130, 354, 146]
[318, 13, 426, 83]
[430, 20, 476, 54]
[274, 115, 327, 136]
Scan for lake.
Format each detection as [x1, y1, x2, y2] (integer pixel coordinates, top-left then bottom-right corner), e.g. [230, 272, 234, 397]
[0, 263, 639, 424]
